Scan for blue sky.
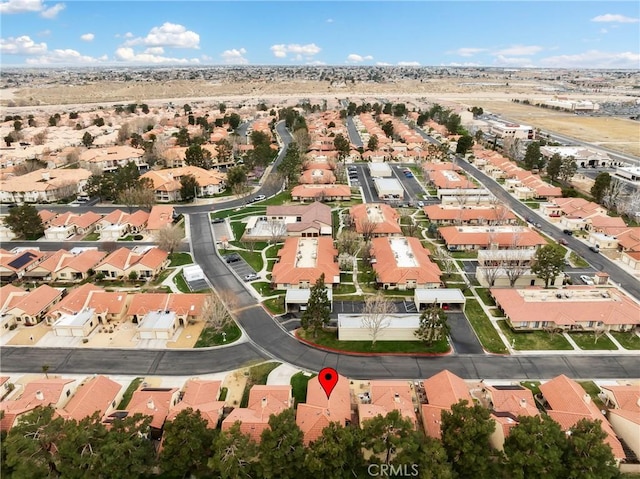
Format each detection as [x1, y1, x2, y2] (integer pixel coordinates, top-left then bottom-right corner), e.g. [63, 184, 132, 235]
[1, 1, 639, 68]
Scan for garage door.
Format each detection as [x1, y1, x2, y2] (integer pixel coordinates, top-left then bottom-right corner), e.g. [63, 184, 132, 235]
[139, 331, 155, 339]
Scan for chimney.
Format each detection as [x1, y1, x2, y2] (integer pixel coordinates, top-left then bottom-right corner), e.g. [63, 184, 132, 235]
[394, 392, 400, 403]
[35, 390, 44, 401]
[520, 398, 527, 408]
[583, 394, 591, 404]
[147, 399, 155, 410]
[261, 397, 267, 408]
[41, 171, 51, 181]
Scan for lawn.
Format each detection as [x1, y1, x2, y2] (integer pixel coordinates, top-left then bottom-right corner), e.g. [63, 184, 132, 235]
[83, 232, 100, 241]
[578, 381, 605, 409]
[609, 331, 640, 350]
[239, 361, 282, 407]
[264, 243, 283, 259]
[464, 299, 508, 354]
[450, 251, 478, 259]
[173, 272, 190, 293]
[334, 283, 357, 294]
[168, 252, 192, 267]
[194, 321, 242, 348]
[340, 272, 353, 283]
[522, 202, 540, 209]
[520, 381, 542, 396]
[569, 251, 589, 268]
[298, 328, 450, 354]
[569, 332, 618, 350]
[152, 269, 172, 285]
[497, 320, 573, 351]
[230, 221, 247, 241]
[291, 371, 316, 406]
[117, 377, 143, 409]
[263, 296, 285, 315]
[262, 191, 292, 205]
[475, 288, 496, 307]
[252, 282, 284, 297]
[237, 250, 263, 271]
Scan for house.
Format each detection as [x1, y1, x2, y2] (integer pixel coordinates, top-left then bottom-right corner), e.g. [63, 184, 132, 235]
[0, 378, 77, 431]
[541, 197, 606, 226]
[126, 293, 208, 327]
[0, 168, 92, 204]
[24, 249, 106, 282]
[483, 384, 539, 450]
[358, 381, 417, 429]
[167, 379, 225, 428]
[369, 236, 441, 290]
[291, 184, 351, 202]
[0, 284, 27, 334]
[299, 168, 336, 184]
[491, 286, 639, 332]
[94, 247, 168, 281]
[437, 188, 494, 205]
[46, 283, 128, 325]
[79, 146, 147, 173]
[96, 209, 150, 240]
[476, 249, 559, 288]
[296, 373, 352, 445]
[6, 284, 63, 325]
[45, 211, 102, 239]
[601, 385, 640, 459]
[271, 237, 340, 289]
[58, 375, 123, 422]
[424, 204, 516, 226]
[422, 370, 473, 439]
[540, 375, 625, 462]
[222, 385, 293, 442]
[141, 166, 226, 202]
[427, 169, 476, 189]
[439, 225, 546, 251]
[263, 202, 332, 238]
[146, 205, 176, 233]
[0, 248, 48, 281]
[350, 204, 401, 238]
[113, 386, 180, 435]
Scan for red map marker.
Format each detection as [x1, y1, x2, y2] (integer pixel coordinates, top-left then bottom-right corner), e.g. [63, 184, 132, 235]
[318, 367, 339, 399]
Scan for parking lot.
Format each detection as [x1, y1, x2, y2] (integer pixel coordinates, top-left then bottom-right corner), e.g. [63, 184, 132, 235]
[221, 253, 259, 282]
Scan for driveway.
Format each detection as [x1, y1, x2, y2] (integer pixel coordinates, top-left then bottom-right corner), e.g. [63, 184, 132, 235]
[447, 312, 484, 354]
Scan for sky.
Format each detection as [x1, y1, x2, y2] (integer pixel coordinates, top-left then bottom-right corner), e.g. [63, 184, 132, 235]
[1, 1, 639, 69]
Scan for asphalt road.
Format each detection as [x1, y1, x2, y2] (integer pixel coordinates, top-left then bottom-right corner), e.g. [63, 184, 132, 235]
[345, 115, 364, 148]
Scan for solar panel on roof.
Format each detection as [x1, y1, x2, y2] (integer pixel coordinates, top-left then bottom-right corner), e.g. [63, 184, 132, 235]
[7, 252, 37, 270]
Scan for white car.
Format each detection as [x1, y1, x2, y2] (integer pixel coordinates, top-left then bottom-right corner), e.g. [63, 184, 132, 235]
[244, 273, 259, 281]
[252, 194, 266, 202]
[580, 275, 594, 285]
[417, 201, 425, 207]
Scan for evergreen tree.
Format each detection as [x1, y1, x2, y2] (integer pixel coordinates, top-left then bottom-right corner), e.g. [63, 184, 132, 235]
[304, 423, 364, 478]
[591, 172, 611, 204]
[208, 422, 259, 479]
[5, 204, 44, 240]
[563, 419, 620, 479]
[546, 153, 562, 183]
[259, 409, 305, 479]
[179, 174, 199, 202]
[531, 243, 565, 288]
[301, 273, 331, 339]
[361, 410, 414, 466]
[523, 142, 541, 170]
[414, 302, 450, 346]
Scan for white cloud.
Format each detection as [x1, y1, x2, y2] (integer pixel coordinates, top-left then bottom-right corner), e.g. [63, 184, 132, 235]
[452, 47, 486, 57]
[306, 60, 326, 65]
[493, 55, 535, 67]
[346, 53, 373, 63]
[26, 49, 106, 65]
[446, 62, 482, 67]
[144, 47, 164, 55]
[40, 2, 63, 18]
[114, 46, 200, 65]
[0, 35, 47, 55]
[221, 47, 248, 65]
[591, 14, 638, 23]
[270, 43, 321, 59]
[80, 33, 94, 42]
[539, 50, 640, 69]
[0, 0, 64, 18]
[398, 61, 420, 66]
[326, 18, 333, 23]
[494, 45, 543, 56]
[375, 61, 391, 66]
[124, 32, 134, 38]
[124, 22, 200, 49]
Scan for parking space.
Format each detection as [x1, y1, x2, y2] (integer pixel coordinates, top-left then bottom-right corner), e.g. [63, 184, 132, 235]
[331, 300, 417, 316]
[186, 278, 209, 291]
[221, 253, 258, 281]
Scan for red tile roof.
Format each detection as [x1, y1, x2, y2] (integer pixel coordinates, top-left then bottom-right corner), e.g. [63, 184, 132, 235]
[58, 375, 122, 422]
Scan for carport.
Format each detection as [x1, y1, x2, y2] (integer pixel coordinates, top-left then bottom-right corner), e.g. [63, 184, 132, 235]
[182, 264, 209, 292]
[414, 288, 466, 310]
[285, 288, 333, 313]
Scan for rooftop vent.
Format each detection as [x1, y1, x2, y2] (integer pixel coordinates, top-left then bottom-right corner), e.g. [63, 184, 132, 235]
[35, 390, 44, 401]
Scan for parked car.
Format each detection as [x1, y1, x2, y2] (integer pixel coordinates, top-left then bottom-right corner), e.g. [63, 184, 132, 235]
[225, 254, 241, 263]
[252, 194, 266, 202]
[580, 275, 594, 285]
[558, 238, 568, 245]
[211, 217, 225, 223]
[589, 245, 600, 253]
[244, 273, 259, 281]
[417, 201, 425, 207]
[563, 229, 573, 235]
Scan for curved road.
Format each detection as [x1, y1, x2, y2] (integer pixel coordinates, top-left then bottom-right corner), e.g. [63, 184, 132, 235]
[1, 124, 639, 380]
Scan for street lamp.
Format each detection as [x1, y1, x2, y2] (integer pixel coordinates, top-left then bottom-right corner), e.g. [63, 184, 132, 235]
[222, 332, 227, 343]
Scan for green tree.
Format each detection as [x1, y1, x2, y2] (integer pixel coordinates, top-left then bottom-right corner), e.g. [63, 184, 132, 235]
[531, 243, 565, 288]
[523, 141, 541, 170]
[392, 103, 407, 117]
[394, 431, 454, 479]
[208, 422, 259, 479]
[304, 423, 364, 478]
[140, 104, 149, 114]
[82, 131, 94, 148]
[5, 204, 44, 240]
[13, 120, 22, 131]
[56, 414, 108, 479]
[559, 156, 578, 184]
[93, 117, 105, 127]
[333, 133, 350, 162]
[445, 113, 461, 135]
[174, 127, 190, 147]
[471, 106, 484, 117]
[381, 120, 394, 138]
[414, 302, 450, 346]
[563, 419, 620, 479]
[382, 103, 393, 115]
[215, 138, 233, 164]
[159, 408, 217, 479]
[228, 112, 241, 130]
[250, 130, 271, 149]
[361, 410, 414, 466]
[277, 141, 303, 186]
[591, 172, 611, 204]
[503, 414, 567, 479]
[440, 400, 497, 479]
[91, 414, 155, 479]
[367, 134, 379, 151]
[227, 165, 248, 189]
[185, 144, 213, 170]
[259, 409, 305, 479]
[3, 406, 66, 478]
[183, 104, 191, 115]
[546, 153, 562, 183]
[48, 115, 58, 127]
[179, 174, 199, 202]
[301, 273, 331, 339]
[456, 134, 474, 155]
